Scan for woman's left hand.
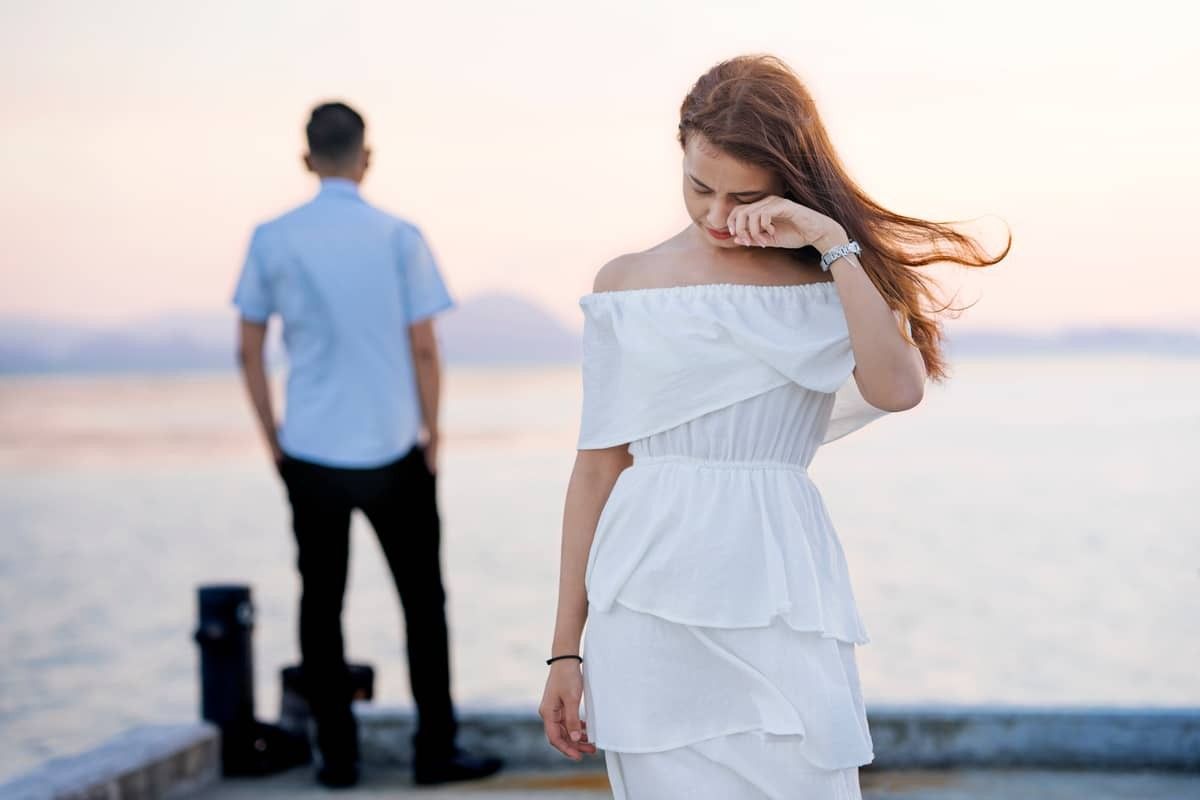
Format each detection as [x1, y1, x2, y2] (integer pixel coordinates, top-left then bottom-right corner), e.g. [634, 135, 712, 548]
[726, 196, 846, 252]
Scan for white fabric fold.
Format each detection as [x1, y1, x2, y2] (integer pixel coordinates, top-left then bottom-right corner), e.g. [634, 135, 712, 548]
[584, 603, 875, 768]
[606, 736, 864, 800]
[575, 281, 880, 779]
[577, 282, 887, 450]
[585, 453, 870, 643]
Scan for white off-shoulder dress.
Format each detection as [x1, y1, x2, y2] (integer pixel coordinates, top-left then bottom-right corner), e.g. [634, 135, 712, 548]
[577, 282, 887, 800]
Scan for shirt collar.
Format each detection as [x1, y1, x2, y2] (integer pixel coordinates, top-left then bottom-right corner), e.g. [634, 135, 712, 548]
[318, 177, 362, 198]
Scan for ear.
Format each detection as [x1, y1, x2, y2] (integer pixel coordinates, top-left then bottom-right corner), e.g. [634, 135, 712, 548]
[361, 146, 372, 172]
[303, 152, 316, 174]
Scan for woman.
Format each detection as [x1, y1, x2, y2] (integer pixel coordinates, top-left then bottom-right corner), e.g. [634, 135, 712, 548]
[539, 55, 1006, 799]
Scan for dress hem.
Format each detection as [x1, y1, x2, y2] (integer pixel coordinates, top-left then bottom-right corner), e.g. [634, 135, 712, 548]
[591, 724, 875, 771]
[588, 598, 871, 646]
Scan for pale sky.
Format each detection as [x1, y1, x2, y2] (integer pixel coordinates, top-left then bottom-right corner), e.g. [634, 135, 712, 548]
[1, 0, 1197, 331]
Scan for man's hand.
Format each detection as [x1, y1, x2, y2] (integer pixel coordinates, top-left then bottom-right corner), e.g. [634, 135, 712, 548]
[423, 432, 439, 475]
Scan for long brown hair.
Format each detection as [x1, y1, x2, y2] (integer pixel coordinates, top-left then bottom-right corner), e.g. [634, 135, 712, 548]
[679, 55, 1009, 380]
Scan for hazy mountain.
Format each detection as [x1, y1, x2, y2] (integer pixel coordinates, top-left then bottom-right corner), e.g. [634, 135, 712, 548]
[1, 298, 1197, 374]
[945, 327, 1200, 357]
[0, 292, 580, 373]
[439, 292, 581, 364]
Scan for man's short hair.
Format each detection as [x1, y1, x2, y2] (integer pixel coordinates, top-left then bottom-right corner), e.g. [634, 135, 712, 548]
[306, 102, 365, 164]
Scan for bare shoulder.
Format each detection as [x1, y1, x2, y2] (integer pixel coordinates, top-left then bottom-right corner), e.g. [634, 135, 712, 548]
[592, 248, 676, 293]
[592, 253, 644, 293]
[592, 234, 692, 293]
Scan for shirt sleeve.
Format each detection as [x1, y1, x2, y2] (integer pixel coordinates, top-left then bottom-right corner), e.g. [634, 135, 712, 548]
[231, 227, 275, 323]
[398, 226, 454, 323]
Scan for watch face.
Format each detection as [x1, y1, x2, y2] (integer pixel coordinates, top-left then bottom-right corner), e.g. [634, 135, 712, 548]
[821, 241, 859, 270]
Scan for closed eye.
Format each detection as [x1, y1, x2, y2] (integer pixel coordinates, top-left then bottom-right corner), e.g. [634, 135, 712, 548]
[688, 174, 767, 202]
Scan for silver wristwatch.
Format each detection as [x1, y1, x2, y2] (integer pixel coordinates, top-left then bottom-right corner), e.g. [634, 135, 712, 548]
[819, 240, 861, 271]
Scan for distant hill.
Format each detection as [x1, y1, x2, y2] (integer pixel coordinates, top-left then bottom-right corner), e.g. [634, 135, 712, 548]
[945, 327, 1200, 357]
[1, 298, 1197, 374]
[439, 292, 581, 364]
[0, 292, 581, 374]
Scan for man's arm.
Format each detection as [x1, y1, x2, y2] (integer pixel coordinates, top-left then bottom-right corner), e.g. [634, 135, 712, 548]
[410, 318, 442, 473]
[236, 318, 281, 466]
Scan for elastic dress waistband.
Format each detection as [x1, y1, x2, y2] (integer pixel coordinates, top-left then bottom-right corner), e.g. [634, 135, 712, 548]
[631, 453, 810, 475]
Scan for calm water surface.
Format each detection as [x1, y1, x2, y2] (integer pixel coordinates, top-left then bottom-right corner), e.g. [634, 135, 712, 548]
[1, 358, 1197, 779]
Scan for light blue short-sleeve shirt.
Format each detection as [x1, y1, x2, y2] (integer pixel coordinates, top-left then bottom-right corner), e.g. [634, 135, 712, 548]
[232, 178, 453, 468]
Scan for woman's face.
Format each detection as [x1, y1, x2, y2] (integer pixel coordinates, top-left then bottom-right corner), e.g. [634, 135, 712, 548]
[682, 134, 784, 249]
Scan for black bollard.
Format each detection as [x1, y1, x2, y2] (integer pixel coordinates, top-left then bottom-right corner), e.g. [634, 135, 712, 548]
[194, 584, 310, 776]
[194, 585, 256, 731]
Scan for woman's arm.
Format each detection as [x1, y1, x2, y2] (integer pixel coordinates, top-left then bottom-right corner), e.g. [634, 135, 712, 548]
[815, 228, 926, 412]
[728, 198, 926, 412]
[540, 444, 631, 760]
[550, 446, 631, 658]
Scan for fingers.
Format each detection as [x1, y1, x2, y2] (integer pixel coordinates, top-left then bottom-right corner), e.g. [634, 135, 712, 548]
[576, 721, 598, 755]
[562, 701, 591, 749]
[727, 198, 777, 247]
[546, 719, 581, 760]
[540, 701, 579, 760]
[724, 206, 744, 244]
[539, 697, 596, 760]
[564, 719, 597, 755]
[748, 210, 773, 247]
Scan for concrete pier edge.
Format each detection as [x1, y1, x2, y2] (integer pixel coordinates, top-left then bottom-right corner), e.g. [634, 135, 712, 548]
[3, 706, 1197, 799]
[865, 705, 1200, 770]
[0, 723, 219, 800]
[359, 704, 1200, 771]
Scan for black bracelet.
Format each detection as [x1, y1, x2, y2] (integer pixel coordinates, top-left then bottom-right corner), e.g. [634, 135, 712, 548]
[546, 654, 583, 666]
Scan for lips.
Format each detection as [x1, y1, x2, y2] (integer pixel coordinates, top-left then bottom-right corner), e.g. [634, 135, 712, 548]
[706, 227, 733, 240]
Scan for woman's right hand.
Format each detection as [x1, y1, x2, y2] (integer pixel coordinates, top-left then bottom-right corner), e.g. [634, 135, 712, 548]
[539, 661, 597, 761]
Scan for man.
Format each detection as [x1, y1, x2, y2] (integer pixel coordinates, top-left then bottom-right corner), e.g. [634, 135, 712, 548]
[233, 101, 502, 788]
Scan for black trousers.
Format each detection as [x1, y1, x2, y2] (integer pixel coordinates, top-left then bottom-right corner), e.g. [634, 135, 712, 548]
[279, 445, 458, 766]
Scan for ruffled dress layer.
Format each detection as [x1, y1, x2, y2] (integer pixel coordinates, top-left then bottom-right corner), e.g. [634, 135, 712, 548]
[576, 282, 886, 799]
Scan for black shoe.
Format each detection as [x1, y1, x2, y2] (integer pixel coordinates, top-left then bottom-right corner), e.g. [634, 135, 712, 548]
[413, 748, 504, 786]
[316, 762, 360, 789]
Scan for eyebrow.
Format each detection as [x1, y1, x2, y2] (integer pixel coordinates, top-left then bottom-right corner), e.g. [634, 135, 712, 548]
[688, 174, 769, 198]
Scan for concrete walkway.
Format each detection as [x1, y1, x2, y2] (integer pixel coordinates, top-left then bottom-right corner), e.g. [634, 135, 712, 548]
[7, 709, 1196, 799]
[195, 766, 1200, 799]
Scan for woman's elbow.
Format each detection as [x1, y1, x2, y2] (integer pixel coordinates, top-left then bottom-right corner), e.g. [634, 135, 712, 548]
[875, 382, 924, 412]
[861, 372, 925, 413]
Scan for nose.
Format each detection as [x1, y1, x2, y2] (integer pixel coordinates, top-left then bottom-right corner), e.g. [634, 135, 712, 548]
[705, 199, 736, 230]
